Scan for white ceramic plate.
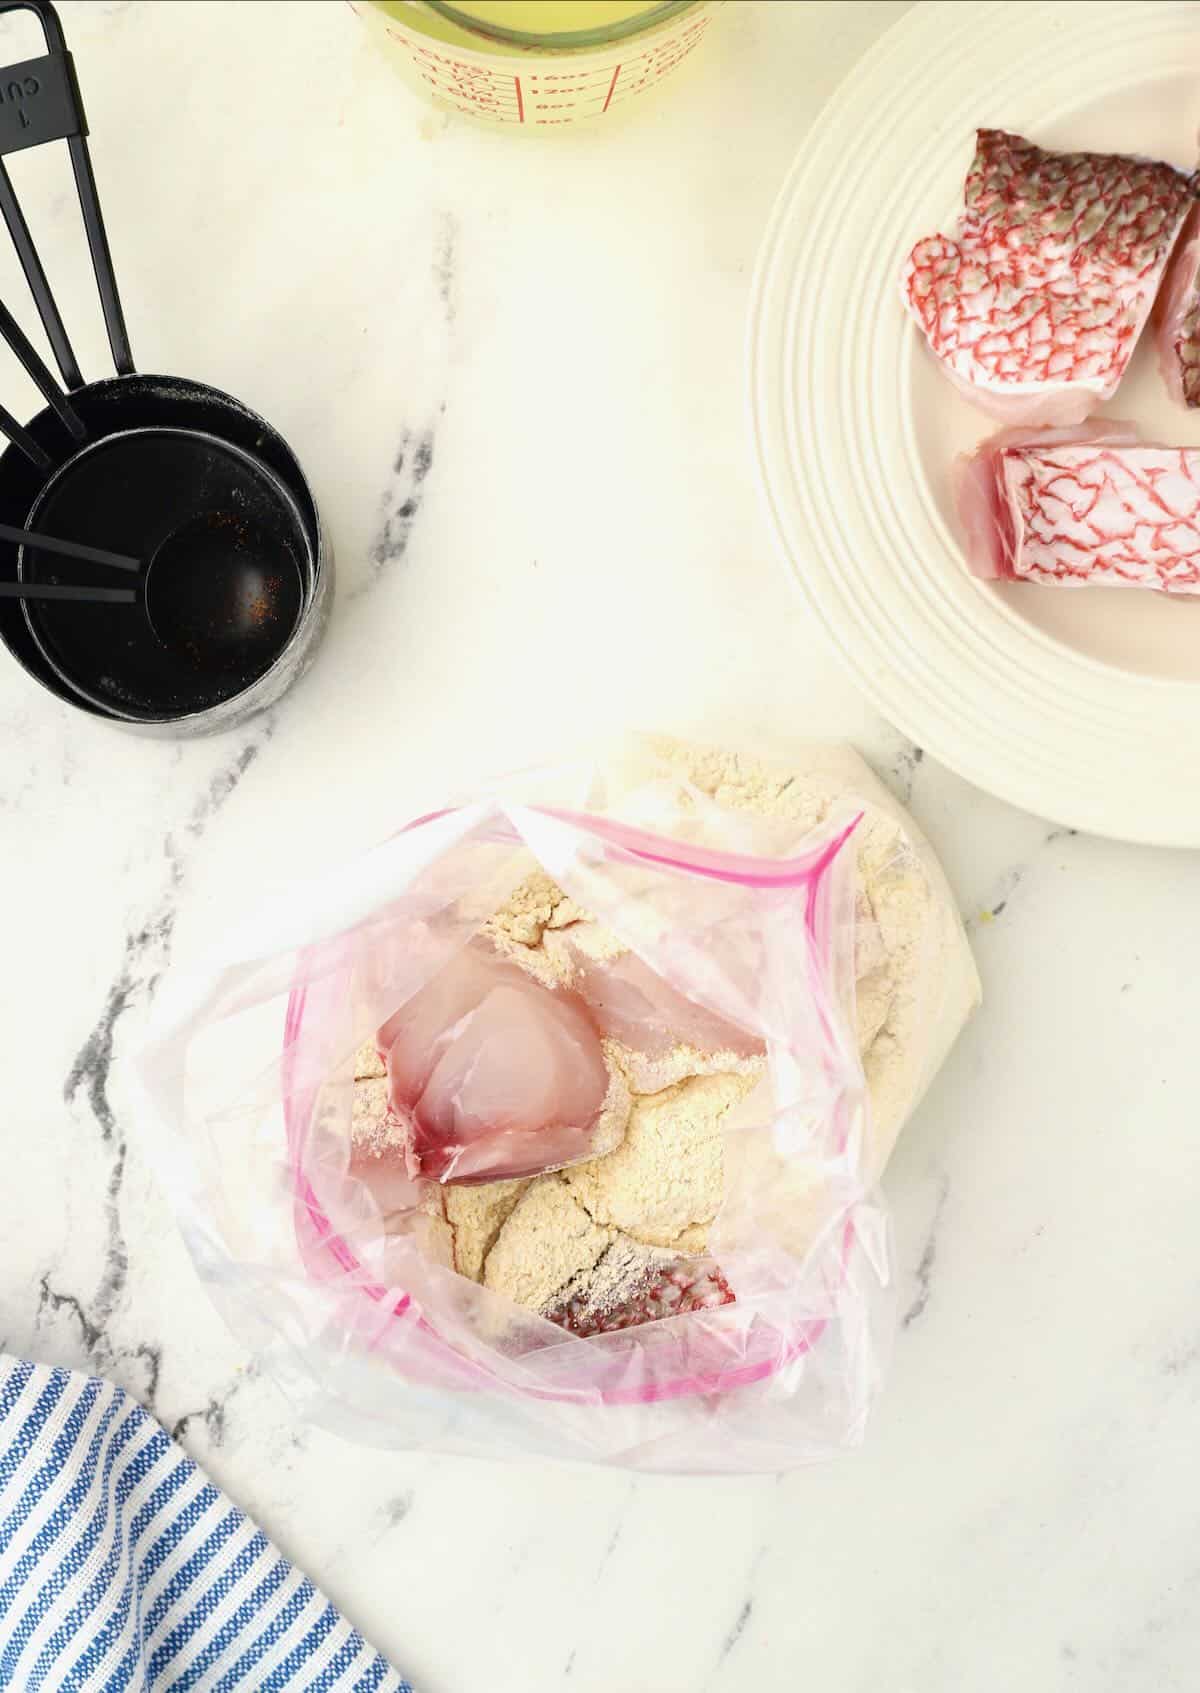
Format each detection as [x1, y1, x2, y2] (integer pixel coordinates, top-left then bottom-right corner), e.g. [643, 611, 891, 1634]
[749, 0, 1200, 845]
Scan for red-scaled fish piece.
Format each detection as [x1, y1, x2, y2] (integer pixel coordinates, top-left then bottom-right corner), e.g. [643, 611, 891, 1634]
[904, 129, 1196, 425]
[1155, 203, 1200, 407]
[957, 421, 1200, 592]
[550, 1262, 736, 1337]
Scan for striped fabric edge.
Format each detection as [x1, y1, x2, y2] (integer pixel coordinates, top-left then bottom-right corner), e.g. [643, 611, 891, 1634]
[0, 1356, 411, 1692]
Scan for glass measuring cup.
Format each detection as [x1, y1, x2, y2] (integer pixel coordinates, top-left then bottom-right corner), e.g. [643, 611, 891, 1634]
[354, 0, 723, 129]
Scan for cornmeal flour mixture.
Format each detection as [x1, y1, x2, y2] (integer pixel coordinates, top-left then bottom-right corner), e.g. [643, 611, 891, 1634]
[349, 737, 978, 1335]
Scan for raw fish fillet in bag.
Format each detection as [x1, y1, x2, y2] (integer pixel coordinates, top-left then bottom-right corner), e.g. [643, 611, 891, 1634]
[135, 751, 896, 1472]
[376, 939, 619, 1185]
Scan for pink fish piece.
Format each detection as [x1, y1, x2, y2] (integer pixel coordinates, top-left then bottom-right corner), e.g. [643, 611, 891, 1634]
[1155, 203, 1200, 407]
[347, 1145, 423, 1216]
[567, 947, 763, 1064]
[958, 422, 1200, 593]
[903, 130, 1196, 425]
[379, 942, 610, 1185]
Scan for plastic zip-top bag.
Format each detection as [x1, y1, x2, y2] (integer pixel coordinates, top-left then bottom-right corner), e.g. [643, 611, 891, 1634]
[136, 751, 895, 1472]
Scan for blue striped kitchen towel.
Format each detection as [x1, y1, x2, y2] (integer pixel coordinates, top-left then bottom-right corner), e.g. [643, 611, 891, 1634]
[0, 1354, 412, 1691]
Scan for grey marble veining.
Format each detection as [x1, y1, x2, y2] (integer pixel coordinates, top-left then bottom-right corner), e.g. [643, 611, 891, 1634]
[369, 428, 439, 578]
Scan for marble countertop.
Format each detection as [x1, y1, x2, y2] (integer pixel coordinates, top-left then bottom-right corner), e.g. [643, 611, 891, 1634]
[4, 2, 1200, 1688]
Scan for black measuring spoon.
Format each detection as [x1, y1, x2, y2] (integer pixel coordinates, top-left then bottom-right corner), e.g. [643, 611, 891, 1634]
[0, 581, 134, 603]
[2, 503, 303, 669]
[144, 509, 306, 675]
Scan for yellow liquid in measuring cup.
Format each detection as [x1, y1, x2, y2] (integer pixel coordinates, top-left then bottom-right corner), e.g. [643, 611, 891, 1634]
[373, 4, 667, 50]
[441, 3, 664, 31]
[362, 0, 718, 125]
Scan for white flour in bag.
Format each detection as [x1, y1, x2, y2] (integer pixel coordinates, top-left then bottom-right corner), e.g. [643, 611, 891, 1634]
[350, 737, 979, 1329]
[608, 735, 981, 1172]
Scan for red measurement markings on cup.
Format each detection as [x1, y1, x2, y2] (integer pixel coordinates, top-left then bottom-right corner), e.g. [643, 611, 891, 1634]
[527, 70, 616, 120]
[529, 15, 710, 123]
[602, 14, 711, 108]
[384, 11, 711, 124]
[601, 62, 621, 113]
[401, 39, 525, 120]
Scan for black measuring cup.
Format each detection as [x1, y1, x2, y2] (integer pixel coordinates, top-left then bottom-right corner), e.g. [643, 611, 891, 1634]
[0, 0, 330, 734]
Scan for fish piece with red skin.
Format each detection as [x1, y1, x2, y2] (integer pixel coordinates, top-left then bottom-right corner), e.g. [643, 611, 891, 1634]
[957, 422, 1200, 593]
[1155, 202, 1200, 407]
[955, 420, 1138, 576]
[903, 130, 1196, 426]
[549, 1261, 735, 1337]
